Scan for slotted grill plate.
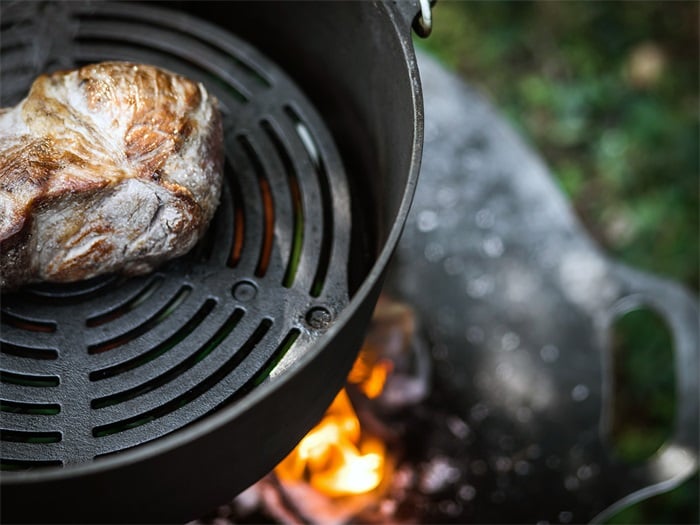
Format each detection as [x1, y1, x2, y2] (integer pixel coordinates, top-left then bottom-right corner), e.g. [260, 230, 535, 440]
[0, 1, 351, 469]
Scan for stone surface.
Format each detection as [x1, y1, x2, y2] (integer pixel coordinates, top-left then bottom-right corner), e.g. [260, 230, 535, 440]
[383, 50, 699, 524]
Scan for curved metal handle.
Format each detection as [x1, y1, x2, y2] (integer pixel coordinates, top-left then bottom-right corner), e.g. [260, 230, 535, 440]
[414, 0, 433, 37]
[393, 0, 434, 38]
[593, 262, 699, 523]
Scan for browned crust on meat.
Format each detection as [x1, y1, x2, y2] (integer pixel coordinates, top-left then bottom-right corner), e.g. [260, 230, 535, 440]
[78, 63, 202, 177]
[0, 62, 223, 290]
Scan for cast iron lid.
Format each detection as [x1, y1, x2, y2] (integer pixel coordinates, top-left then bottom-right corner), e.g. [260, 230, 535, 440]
[0, 1, 357, 471]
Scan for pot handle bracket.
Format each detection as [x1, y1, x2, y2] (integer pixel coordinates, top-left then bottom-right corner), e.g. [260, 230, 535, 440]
[394, 0, 435, 38]
[593, 261, 700, 523]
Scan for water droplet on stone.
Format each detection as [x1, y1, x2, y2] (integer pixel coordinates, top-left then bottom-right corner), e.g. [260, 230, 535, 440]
[501, 332, 520, 352]
[564, 475, 580, 491]
[571, 384, 590, 402]
[483, 235, 504, 258]
[496, 362, 514, 380]
[437, 186, 459, 208]
[540, 344, 560, 363]
[420, 457, 461, 494]
[494, 456, 512, 472]
[439, 500, 462, 516]
[466, 274, 494, 297]
[577, 465, 593, 480]
[470, 403, 490, 422]
[475, 208, 495, 228]
[447, 416, 470, 439]
[458, 484, 476, 501]
[418, 210, 439, 232]
[424, 242, 445, 262]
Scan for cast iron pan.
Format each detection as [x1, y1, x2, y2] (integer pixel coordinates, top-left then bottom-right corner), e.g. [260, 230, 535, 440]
[0, 1, 426, 522]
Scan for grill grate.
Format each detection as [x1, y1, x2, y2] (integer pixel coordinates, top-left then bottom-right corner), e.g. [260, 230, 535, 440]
[0, 1, 351, 468]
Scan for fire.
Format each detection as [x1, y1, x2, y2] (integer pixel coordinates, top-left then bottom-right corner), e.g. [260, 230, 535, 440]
[274, 353, 391, 497]
[347, 352, 393, 400]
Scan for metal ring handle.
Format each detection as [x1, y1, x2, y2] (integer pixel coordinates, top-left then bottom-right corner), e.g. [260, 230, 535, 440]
[393, 0, 434, 38]
[593, 262, 699, 523]
[414, 0, 433, 38]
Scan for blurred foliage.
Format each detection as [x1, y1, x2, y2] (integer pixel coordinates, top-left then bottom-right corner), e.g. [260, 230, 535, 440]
[610, 309, 675, 464]
[416, 1, 699, 524]
[417, 0, 698, 293]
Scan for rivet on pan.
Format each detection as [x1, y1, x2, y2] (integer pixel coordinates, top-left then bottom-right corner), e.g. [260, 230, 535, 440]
[232, 280, 257, 302]
[306, 306, 332, 330]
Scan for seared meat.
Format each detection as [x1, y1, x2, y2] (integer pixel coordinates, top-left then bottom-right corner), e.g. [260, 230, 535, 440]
[0, 62, 224, 290]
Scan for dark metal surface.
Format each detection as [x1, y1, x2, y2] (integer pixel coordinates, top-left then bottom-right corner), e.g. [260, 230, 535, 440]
[0, 1, 424, 522]
[386, 50, 699, 524]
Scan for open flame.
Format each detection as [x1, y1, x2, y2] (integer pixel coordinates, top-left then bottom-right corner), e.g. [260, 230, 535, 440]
[274, 352, 393, 498]
[217, 296, 422, 525]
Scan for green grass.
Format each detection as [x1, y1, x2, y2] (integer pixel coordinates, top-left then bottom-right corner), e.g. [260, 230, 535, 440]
[417, 1, 699, 523]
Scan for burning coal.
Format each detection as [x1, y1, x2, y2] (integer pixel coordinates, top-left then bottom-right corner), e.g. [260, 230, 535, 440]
[274, 387, 387, 497]
[196, 295, 444, 525]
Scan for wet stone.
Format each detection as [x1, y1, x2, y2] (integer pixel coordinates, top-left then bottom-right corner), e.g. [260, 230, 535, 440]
[475, 208, 496, 228]
[490, 491, 507, 504]
[443, 256, 464, 276]
[446, 416, 470, 440]
[466, 275, 494, 297]
[465, 325, 485, 344]
[469, 403, 490, 422]
[514, 460, 531, 476]
[417, 210, 440, 232]
[458, 484, 477, 501]
[540, 344, 560, 363]
[559, 510, 574, 523]
[482, 235, 505, 258]
[419, 457, 462, 494]
[470, 460, 488, 476]
[424, 242, 445, 262]
[571, 384, 590, 402]
[577, 465, 594, 481]
[565, 476, 580, 492]
[501, 332, 520, 352]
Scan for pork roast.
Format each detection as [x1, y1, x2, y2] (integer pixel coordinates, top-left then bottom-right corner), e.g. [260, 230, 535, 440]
[0, 61, 224, 290]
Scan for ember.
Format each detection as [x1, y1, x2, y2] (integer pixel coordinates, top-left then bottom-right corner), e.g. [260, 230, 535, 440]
[271, 303, 403, 507]
[274, 388, 387, 497]
[193, 295, 427, 525]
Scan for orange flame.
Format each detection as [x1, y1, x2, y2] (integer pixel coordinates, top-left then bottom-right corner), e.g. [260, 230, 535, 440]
[275, 353, 391, 497]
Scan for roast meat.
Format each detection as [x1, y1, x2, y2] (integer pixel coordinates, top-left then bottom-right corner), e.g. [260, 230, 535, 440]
[0, 61, 224, 290]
